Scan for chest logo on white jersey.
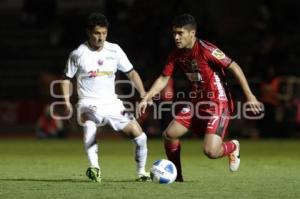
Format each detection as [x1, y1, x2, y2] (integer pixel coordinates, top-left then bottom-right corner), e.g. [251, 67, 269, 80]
[106, 56, 115, 60]
[88, 69, 114, 78]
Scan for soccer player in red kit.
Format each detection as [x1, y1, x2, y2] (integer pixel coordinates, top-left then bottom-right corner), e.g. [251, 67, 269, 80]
[139, 14, 262, 182]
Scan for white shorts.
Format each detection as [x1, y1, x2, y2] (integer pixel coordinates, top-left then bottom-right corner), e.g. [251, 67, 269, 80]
[77, 98, 133, 131]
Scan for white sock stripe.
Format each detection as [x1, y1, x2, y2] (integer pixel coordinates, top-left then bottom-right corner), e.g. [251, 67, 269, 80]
[133, 132, 147, 141]
[83, 121, 97, 149]
[133, 132, 148, 175]
[84, 120, 97, 128]
[83, 120, 99, 169]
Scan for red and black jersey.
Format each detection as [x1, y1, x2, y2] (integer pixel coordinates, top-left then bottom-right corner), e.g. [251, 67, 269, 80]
[162, 39, 233, 110]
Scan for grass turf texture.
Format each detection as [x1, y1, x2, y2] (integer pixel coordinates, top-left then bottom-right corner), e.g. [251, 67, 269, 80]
[0, 139, 299, 199]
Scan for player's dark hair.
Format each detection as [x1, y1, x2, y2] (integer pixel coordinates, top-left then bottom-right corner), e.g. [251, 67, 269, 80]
[172, 14, 197, 31]
[86, 12, 109, 30]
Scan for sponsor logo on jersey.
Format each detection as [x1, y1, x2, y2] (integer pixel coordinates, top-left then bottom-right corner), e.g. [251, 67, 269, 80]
[186, 73, 202, 82]
[186, 59, 203, 82]
[190, 59, 199, 71]
[212, 49, 226, 59]
[106, 56, 115, 60]
[213, 72, 227, 100]
[88, 71, 97, 78]
[88, 70, 114, 78]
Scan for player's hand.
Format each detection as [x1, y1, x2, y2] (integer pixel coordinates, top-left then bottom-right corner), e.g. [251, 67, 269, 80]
[138, 99, 148, 118]
[245, 94, 263, 115]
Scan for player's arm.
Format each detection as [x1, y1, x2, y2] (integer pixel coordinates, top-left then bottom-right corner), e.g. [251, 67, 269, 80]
[227, 61, 262, 114]
[60, 77, 72, 113]
[138, 75, 170, 116]
[62, 50, 78, 114]
[145, 75, 170, 100]
[126, 69, 146, 98]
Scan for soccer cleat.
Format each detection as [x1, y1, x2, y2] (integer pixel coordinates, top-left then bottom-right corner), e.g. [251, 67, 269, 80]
[229, 140, 240, 172]
[136, 172, 151, 182]
[175, 174, 184, 182]
[86, 167, 101, 182]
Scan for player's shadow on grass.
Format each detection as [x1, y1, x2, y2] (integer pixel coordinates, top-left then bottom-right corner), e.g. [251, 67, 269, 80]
[1, 178, 194, 184]
[0, 178, 88, 183]
[103, 179, 140, 183]
[0, 178, 140, 183]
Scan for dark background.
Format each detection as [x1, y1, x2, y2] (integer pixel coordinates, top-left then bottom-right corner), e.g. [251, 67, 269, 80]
[0, 0, 299, 138]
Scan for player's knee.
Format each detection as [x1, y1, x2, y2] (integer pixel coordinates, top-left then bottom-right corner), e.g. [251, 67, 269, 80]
[162, 131, 169, 140]
[131, 124, 141, 134]
[123, 121, 142, 137]
[203, 147, 219, 159]
[163, 131, 174, 140]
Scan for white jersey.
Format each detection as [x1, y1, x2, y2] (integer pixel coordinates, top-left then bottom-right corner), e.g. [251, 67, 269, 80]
[65, 41, 133, 104]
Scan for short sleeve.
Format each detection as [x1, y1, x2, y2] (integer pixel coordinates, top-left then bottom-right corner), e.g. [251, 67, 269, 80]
[201, 41, 232, 69]
[116, 45, 134, 73]
[162, 53, 176, 76]
[64, 51, 79, 78]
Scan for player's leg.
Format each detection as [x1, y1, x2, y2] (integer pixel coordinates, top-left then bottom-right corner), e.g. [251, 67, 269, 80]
[163, 119, 189, 182]
[79, 107, 102, 182]
[203, 134, 240, 171]
[202, 107, 240, 172]
[122, 120, 149, 181]
[203, 134, 224, 158]
[104, 100, 150, 181]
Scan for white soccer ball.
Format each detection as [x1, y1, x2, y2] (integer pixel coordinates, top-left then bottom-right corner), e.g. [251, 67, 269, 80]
[150, 159, 177, 184]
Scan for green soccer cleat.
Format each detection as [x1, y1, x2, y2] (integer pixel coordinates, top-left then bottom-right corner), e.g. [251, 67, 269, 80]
[86, 167, 102, 182]
[136, 172, 151, 182]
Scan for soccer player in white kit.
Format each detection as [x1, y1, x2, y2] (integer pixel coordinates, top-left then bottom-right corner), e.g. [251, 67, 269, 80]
[61, 13, 149, 182]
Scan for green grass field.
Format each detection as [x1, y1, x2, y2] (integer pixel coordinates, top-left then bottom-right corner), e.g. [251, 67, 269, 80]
[0, 138, 299, 199]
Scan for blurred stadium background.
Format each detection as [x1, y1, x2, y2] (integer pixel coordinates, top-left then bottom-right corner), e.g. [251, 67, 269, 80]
[0, 0, 299, 139]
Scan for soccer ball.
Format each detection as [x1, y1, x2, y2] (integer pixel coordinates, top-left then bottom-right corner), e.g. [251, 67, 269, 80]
[150, 159, 177, 184]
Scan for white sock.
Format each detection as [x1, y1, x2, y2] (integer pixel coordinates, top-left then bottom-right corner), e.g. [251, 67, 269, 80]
[83, 120, 99, 169]
[132, 133, 148, 175]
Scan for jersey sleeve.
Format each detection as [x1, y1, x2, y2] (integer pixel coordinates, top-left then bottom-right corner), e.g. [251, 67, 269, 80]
[64, 51, 79, 78]
[162, 52, 176, 76]
[201, 41, 233, 69]
[116, 45, 134, 73]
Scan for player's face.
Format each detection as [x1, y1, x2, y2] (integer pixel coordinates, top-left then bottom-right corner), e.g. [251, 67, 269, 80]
[172, 27, 196, 49]
[88, 25, 108, 50]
